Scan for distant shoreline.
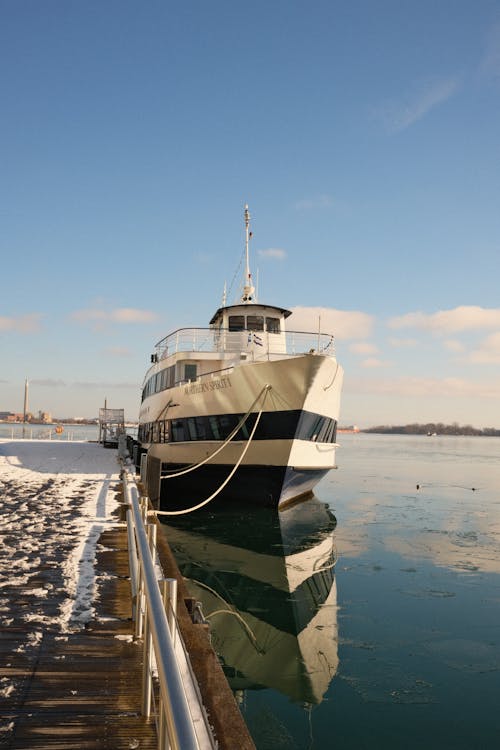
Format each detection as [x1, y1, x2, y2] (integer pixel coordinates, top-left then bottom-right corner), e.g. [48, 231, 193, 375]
[0, 420, 98, 426]
[361, 424, 500, 437]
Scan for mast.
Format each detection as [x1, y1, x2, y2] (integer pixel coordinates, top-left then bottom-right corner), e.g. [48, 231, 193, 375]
[241, 203, 255, 303]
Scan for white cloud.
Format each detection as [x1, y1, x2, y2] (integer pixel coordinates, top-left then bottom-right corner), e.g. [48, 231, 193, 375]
[388, 337, 417, 348]
[290, 306, 374, 340]
[72, 307, 158, 325]
[104, 346, 133, 358]
[469, 332, 500, 364]
[349, 341, 378, 355]
[345, 375, 500, 399]
[481, 21, 500, 77]
[195, 252, 214, 264]
[360, 357, 390, 369]
[110, 308, 157, 323]
[378, 77, 460, 132]
[294, 194, 336, 211]
[388, 306, 500, 334]
[258, 247, 287, 260]
[31, 379, 66, 387]
[0, 313, 43, 334]
[72, 381, 139, 389]
[444, 339, 466, 353]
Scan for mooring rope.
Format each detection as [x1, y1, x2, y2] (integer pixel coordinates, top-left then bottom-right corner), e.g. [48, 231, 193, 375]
[190, 577, 264, 653]
[323, 362, 340, 391]
[160, 383, 271, 479]
[153, 384, 271, 516]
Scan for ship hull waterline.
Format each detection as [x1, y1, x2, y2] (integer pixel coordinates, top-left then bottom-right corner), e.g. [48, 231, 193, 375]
[153, 462, 331, 509]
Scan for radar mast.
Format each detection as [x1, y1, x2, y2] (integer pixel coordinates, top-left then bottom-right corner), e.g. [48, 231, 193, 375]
[241, 204, 255, 303]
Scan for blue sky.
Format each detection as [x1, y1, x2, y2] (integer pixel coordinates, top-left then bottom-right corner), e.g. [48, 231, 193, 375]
[1, 0, 500, 427]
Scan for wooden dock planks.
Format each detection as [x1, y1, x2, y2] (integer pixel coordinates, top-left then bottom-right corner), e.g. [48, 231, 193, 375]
[1, 526, 158, 749]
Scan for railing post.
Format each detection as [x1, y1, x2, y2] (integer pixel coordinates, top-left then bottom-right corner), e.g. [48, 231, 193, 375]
[127, 511, 139, 620]
[169, 578, 178, 647]
[140, 453, 148, 484]
[142, 522, 159, 721]
[160, 576, 178, 742]
[162, 578, 178, 645]
[135, 563, 145, 639]
[141, 496, 149, 524]
[142, 607, 153, 717]
[148, 522, 157, 567]
[159, 704, 167, 750]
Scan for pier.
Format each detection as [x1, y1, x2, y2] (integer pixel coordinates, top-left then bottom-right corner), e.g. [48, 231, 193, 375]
[0, 439, 255, 749]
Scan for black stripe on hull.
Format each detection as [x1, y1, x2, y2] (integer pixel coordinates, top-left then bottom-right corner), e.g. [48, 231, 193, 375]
[158, 464, 329, 509]
[138, 409, 338, 446]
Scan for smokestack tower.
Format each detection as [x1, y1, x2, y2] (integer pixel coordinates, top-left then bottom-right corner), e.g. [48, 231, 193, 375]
[23, 378, 29, 423]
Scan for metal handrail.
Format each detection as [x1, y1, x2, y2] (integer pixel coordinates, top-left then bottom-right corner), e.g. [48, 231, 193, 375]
[153, 326, 336, 360]
[122, 472, 211, 750]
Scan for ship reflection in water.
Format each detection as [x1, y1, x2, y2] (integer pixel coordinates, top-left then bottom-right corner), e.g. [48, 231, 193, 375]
[161, 495, 338, 705]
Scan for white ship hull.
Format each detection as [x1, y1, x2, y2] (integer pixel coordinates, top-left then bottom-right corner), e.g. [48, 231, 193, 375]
[138, 353, 343, 507]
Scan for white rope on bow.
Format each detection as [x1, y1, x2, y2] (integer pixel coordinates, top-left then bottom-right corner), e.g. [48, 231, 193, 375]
[153, 384, 271, 516]
[160, 383, 272, 479]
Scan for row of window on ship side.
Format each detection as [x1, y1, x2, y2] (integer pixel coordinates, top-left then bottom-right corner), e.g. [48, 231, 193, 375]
[138, 411, 337, 445]
[142, 364, 177, 402]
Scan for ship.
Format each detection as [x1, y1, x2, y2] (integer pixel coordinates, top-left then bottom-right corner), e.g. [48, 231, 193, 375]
[135, 205, 343, 509]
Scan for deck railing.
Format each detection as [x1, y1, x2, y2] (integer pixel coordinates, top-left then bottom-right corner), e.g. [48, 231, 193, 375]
[154, 327, 335, 360]
[121, 456, 215, 750]
[0, 426, 77, 440]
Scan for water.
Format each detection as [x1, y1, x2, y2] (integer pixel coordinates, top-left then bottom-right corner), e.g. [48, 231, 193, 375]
[160, 433, 500, 749]
[0, 423, 99, 441]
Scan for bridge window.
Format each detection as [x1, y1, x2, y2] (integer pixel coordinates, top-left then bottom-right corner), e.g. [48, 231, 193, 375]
[266, 317, 280, 333]
[247, 315, 264, 331]
[228, 315, 245, 331]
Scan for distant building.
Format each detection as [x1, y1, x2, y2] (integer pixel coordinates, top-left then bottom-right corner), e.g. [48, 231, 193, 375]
[5, 413, 33, 422]
[38, 411, 52, 423]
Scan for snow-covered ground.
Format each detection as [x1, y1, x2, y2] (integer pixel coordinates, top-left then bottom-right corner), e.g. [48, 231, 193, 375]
[0, 440, 121, 638]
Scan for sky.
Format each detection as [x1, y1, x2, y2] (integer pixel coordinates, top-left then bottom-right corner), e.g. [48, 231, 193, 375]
[1, 0, 500, 427]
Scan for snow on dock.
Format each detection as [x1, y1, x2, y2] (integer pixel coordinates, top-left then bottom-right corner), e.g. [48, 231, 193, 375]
[0, 440, 120, 633]
[0, 440, 157, 748]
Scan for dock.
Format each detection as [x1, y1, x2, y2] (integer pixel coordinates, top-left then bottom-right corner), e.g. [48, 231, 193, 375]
[0, 440, 255, 749]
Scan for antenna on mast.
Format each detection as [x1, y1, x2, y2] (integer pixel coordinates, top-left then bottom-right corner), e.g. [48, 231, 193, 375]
[241, 203, 255, 303]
